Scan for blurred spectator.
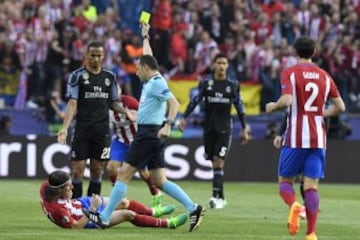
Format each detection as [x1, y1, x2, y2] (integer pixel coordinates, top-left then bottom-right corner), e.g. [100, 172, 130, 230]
[46, 90, 66, 135]
[112, 61, 132, 96]
[0, 51, 21, 106]
[194, 31, 219, 74]
[250, 12, 272, 46]
[44, 0, 63, 26]
[170, 23, 188, 74]
[122, 34, 143, 100]
[308, 3, 326, 42]
[151, 0, 172, 66]
[261, 0, 285, 19]
[81, 0, 98, 23]
[201, 2, 224, 44]
[229, 34, 248, 82]
[280, 2, 299, 45]
[296, 1, 310, 36]
[104, 29, 122, 69]
[0, 114, 11, 135]
[45, 30, 64, 95]
[91, 0, 112, 14]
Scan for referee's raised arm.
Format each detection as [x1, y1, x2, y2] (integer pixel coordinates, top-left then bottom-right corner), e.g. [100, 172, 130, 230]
[141, 23, 153, 56]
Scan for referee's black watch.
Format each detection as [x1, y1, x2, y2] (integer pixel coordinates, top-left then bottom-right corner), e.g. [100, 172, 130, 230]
[165, 119, 175, 126]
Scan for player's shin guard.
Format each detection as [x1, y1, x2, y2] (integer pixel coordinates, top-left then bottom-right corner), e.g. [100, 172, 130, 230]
[87, 178, 102, 196]
[304, 189, 319, 234]
[279, 181, 296, 207]
[72, 179, 83, 198]
[213, 168, 224, 199]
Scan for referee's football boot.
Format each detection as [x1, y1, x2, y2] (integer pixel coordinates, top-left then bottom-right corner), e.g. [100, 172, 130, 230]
[189, 204, 205, 232]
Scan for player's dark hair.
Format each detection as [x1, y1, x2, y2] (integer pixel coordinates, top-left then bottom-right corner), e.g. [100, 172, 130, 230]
[139, 55, 159, 70]
[87, 41, 104, 51]
[213, 53, 228, 63]
[294, 36, 316, 59]
[44, 171, 70, 201]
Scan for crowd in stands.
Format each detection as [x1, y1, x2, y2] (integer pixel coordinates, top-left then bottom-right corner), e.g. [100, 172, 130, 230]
[0, 0, 359, 130]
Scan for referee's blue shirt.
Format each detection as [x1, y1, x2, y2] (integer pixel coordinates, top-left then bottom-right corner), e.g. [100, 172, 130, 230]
[137, 74, 174, 125]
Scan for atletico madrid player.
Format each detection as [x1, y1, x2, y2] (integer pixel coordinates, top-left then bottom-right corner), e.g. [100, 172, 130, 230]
[266, 36, 345, 240]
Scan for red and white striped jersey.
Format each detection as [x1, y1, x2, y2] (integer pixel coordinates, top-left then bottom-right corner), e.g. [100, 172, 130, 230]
[39, 182, 83, 228]
[109, 95, 138, 145]
[281, 63, 340, 149]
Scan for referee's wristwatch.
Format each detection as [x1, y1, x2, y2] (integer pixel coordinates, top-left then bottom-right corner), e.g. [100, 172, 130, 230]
[165, 119, 175, 127]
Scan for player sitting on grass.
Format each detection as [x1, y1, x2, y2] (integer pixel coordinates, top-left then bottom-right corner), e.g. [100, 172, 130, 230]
[39, 170, 188, 229]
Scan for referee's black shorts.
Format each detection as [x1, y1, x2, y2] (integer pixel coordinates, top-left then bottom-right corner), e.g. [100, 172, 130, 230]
[125, 124, 165, 170]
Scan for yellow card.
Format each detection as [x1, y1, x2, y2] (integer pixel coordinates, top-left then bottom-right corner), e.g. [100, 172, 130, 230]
[139, 11, 151, 24]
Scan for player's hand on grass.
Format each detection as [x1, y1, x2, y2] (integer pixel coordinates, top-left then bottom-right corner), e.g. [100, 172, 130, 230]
[57, 128, 67, 144]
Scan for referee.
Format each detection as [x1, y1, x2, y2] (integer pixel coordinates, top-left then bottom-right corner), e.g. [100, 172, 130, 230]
[85, 23, 205, 233]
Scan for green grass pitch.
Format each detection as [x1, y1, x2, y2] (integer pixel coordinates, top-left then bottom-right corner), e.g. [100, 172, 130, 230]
[0, 180, 359, 240]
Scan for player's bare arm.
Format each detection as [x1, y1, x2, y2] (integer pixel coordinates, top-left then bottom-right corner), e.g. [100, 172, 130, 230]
[71, 194, 101, 229]
[158, 97, 179, 138]
[70, 215, 90, 229]
[273, 111, 288, 149]
[240, 124, 250, 145]
[265, 94, 292, 113]
[57, 99, 77, 144]
[323, 97, 346, 117]
[111, 101, 136, 122]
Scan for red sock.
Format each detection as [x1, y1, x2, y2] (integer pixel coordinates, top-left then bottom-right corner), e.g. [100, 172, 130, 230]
[279, 181, 296, 207]
[304, 189, 319, 234]
[142, 175, 158, 195]
[131, 214, 168, 228]
[128, 200, 153, 216]
[108, 174, 117, 186]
